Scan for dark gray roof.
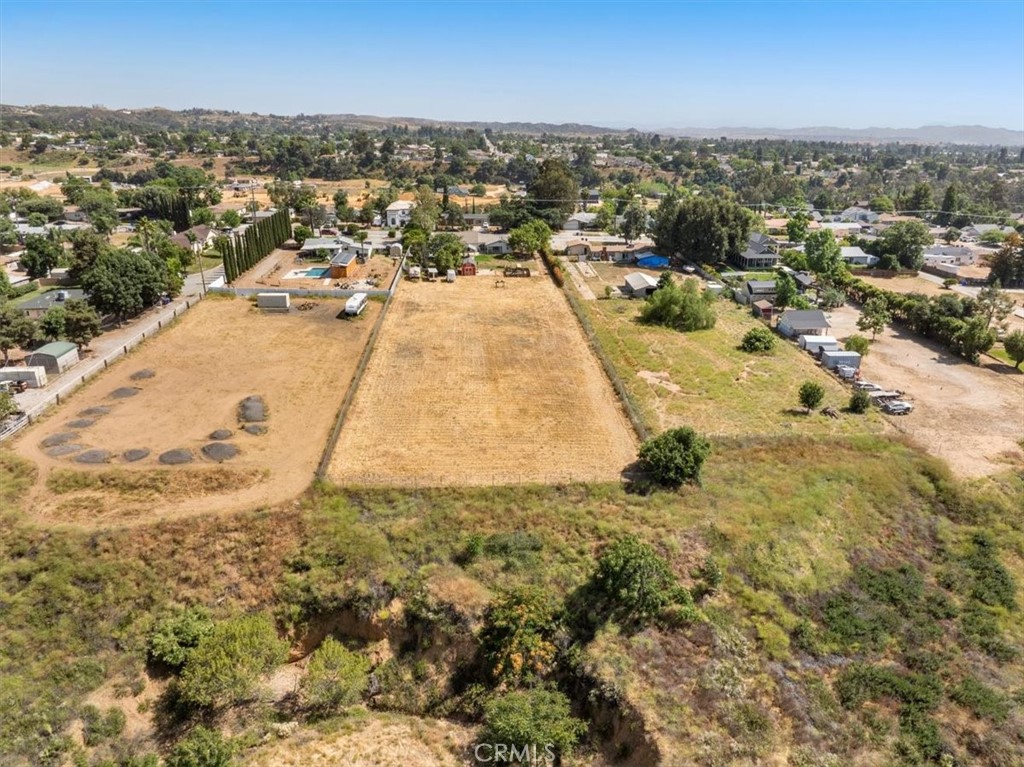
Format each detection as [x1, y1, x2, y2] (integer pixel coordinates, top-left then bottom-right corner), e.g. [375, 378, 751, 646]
[780, 309, 830, 328]
[746, 280, 776, 291]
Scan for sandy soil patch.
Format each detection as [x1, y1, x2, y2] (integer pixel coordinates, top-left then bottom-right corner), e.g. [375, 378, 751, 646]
[329, 275, 639, 486]
[829, 305, 1024, 477]
[11, 297, 378, 527]
[247, 714, 476, 767]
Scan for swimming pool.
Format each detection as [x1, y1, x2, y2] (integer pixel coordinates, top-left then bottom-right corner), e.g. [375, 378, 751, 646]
[301, 267, 329, 278]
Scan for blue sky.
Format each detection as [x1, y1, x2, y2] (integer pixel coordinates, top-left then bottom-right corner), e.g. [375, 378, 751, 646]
[2, 0, 1023, 130]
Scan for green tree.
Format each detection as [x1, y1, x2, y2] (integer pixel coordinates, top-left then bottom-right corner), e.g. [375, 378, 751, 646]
[300, 637, 370, 714]
[67, 229, 110, 282]
[869, 195, 895, 213]
[798, 380, 825, 413]
[61, 299, 101, 350]
[804, 230, 846, 284]
[409, 186, 440, 232]
[293, 225, 312, 247]
[527, 158, 579, 226]
[0, 390, 18, 419]
[37, 305, 67, 342]
[1002, 329, 1024, 369]
[786, 212, 810, 243]
[877, 220, 931, 270]
[857, 297, 892, 339]
[427, 232, 465, 272]
[178, 614, 288, 708]
[78, 188, 119, 234]
[0, 302, 35, 365]
[508, 219, 552, 256]
[975, 280, 1014, 327]
[20, 234, 62, 279]
[740, 326, 776, 353]
[942, 227, 961, 245]
[774, 271, 797, 310]
[639, 277, 716, 332]
[952, 316, 996, 364]
[844, 334, 870, 356]
[166, 727, 233, 767]
[80, 250, 171, 322]
[983, 233, 1023, 287]
[620, 200, 648, 243]
[906, 182, 934, 215]
[149, 608, 215, 669]
[219, 209, 242, 228]
[190, 207, 215, 226]
[481, 689, 586, 763]
[655, 195, 752, 264]
[936, 182, 962, 227]
[637, 427, 711, 488]
[593, 534, 688, 623]
[480, 587, 558, 685]
[332, 189, 353, 222]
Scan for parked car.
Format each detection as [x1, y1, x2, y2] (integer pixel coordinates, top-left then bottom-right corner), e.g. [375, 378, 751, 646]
[883, 400, 914, 415]
[855, 381, 882, 391]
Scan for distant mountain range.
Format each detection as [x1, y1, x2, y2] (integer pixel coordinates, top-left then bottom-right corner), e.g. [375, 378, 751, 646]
[646, 124, 1023, 146]
[3, 104, 1022, 145]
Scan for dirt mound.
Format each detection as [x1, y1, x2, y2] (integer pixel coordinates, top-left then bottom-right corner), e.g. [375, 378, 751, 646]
[158, 449, 194, 465]
[109, 387, 141, 399]
[41, 432, 79, 448]
[75, 449, 112, 464]
[243, 424, 268, 436]
[130, 369, 156, 380]
[238, 395, 268, 423]
[209, 429, 233, 440]
[66, 419, 96, 429]
[78, 406, 111, 417]
[122, 449, 150, 462]
[45, 444, 85, 457]
[202, 443, 240, 462]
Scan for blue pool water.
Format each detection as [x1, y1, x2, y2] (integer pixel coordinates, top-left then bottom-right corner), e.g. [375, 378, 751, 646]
[303, 267, 329, 278]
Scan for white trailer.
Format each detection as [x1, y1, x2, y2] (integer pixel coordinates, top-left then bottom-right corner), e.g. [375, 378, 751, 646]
[345, 292, 368, 316]
[820, 350, 862, 370]
[798, 335, 838, 354]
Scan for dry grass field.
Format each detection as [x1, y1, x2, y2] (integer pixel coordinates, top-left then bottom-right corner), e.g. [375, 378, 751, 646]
[329, 275, 639, 486]
[11, 297, 378, 527]
[247, 713, 477, 767]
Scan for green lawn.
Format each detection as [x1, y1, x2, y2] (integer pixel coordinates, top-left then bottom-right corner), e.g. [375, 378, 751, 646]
[579, 294, 884, 438]
[987, 344, 1022, 369]
[187, 254, 223, 275]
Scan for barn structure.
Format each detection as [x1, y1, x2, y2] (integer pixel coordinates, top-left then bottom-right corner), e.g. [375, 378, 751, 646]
[26, 341, 79, 375]
[459, 256, 477, 276]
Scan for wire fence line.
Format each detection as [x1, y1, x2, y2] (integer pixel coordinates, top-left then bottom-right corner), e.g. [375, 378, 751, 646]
[562, 289, 651, 444]
[314, 257, 407, 480]
[0, 296, 205, 443]
[323, 471, 637, 489]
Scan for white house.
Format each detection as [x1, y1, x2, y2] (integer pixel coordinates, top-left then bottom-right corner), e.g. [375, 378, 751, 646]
[923, 245, 975, 266]
[385, 200, 415, 228]
[563, 212, 598, 231]
[839, 246, 879, 266]
[623, 272, 659, 297]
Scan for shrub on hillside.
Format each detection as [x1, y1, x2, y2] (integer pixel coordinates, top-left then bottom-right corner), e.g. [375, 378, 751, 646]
[639, 276, 716, 331]
[177, 614, 288, 708]
[849, 389, 872, 413]
[149, 607, 214, 669]
[798, 381, 825, 413]
[844, 334, 870, 356]
[166, 727, 232, 767]
[300, 636, 370, 715]
[637, 426, 711, 488]
[481, 689, 586, 763]
[739, 326, 776, 353]
[480, 587, 558, 684]
[593, 535, 690, 624]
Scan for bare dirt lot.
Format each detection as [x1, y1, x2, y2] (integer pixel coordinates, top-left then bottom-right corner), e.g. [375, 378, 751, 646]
[11, 297, 378, 527]
[829, 305, 1024, 477]
[329, 275, 639, 486]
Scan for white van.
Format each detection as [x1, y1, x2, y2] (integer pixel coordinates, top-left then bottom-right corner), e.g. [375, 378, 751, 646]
[345, 292, 368, 316]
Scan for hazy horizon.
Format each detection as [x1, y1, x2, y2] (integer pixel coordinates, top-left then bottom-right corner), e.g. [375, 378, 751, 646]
[2, 0, 1023, 132]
